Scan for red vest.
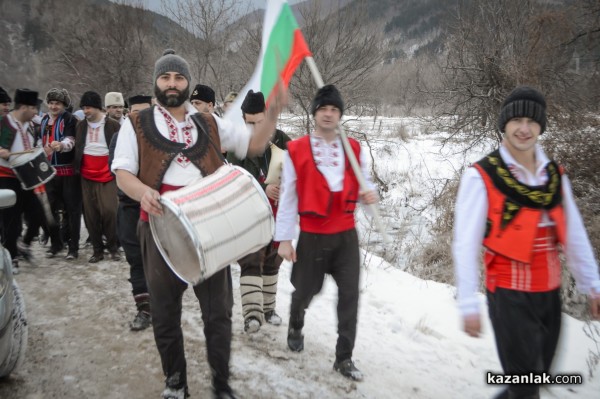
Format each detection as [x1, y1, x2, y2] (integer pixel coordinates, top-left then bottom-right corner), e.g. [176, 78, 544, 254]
[474, 163, 566, 264]
[287, 135, 361, 234]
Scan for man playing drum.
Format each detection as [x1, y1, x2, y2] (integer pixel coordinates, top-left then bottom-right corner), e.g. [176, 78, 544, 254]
[227, 90, 291, 334]
[112, 49, 287, 399]
[0, 89, 47, 272]
[276, 85, 378, 382]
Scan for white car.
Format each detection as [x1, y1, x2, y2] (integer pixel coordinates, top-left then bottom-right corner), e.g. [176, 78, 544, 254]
[0, 189, 27, 378]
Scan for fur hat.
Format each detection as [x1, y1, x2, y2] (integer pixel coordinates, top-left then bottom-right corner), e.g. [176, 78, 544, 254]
[498, 86, 547, 133]
[128, 95, 153, 106]
[190, 84, 215, 104]
[14, 89, 39, 106]
[153, 49, 191, 84]
[46, 88, 71, 107]
[241, 90, 265, 115]
[311, 84, 344, 116]
[0, 86, 11, 103]
[80, 91, 103, 110]
[105, 92, 124, 107]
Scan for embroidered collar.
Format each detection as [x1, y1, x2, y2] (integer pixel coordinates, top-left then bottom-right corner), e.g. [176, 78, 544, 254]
[156, 104, 194, 167]
[476, 148, 562, 229]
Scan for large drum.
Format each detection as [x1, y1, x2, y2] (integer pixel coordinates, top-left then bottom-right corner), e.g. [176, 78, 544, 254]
[149, 164, 274, 285]
[9, 148, 56, 190]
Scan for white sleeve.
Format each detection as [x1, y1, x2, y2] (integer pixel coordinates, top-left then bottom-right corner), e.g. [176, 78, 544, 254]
[562, 175, 600, 295]
[111, 118, 139, 175]
[274, 152, 298, 241]
[60, 136, 75, 152]
[452, 167, 488, 316]
[214, 114, 251, 160]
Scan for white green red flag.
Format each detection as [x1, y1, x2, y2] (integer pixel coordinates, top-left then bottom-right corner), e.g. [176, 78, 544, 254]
[226, 0, 311, 117]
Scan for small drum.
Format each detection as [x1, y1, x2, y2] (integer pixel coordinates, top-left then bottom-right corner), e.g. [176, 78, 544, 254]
[264, 143, 285, 185]
[9, 147, 56, 190]
[150, 164, 274, 285]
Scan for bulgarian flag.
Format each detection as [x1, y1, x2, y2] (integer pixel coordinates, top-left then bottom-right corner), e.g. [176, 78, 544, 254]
[226, 0, 311, 119]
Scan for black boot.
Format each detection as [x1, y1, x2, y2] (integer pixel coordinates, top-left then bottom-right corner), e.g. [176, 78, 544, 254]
[287, 327, 304, 352]
[333, 359, 363, 381]
[131, 294, 151, 331]
[213, 379, 237, 399]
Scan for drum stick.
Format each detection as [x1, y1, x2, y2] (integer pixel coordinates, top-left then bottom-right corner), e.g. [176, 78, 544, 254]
[9, 149, 36, 156]
[33, 185, 57, 228]
[305, 57, 391, 245]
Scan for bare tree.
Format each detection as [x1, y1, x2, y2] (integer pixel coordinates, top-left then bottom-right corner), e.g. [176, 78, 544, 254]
[287, 0, 384, 132]
[417, 0, 600, 319]
[421, 0, 583, 146]
[25, 0, 161, 100]
[160, 0, 256, 100]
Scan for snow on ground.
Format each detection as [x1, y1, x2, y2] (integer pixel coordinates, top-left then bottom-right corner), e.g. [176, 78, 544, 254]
[1, 115, 599, 398]
[2, 242, 598, 398]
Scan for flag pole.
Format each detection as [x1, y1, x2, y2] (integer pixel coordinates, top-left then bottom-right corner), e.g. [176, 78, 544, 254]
[305, 57, 391, 246]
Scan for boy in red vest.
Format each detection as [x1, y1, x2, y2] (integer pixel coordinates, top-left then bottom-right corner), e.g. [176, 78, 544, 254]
[453, 86, 600, 398]
[276, 85, 378, 381]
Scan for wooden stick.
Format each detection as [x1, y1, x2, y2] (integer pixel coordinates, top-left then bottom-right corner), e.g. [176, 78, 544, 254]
[305, 57, 391, 245]
[9, 149, 36, 156]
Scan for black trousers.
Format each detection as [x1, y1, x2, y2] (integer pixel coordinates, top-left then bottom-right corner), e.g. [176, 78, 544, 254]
[138, 221, 233, 390]
[487, 288, 562, 399]
[0, 177, 44, 258]
[117, 202, 147, 297]
[289, 229, 360, 363]
[45, 174, 82, 252]
[239, 241, 283, 277]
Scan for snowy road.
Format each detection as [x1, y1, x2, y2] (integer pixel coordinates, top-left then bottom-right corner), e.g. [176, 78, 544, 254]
[0, 238, 598, 398]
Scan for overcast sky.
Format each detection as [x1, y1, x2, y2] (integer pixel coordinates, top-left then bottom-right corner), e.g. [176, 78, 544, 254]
[119, 0, 303, 15]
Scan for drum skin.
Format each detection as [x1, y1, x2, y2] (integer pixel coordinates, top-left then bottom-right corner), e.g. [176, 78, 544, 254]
[150, 165, 274, 285]
[9, 148, 56, 190]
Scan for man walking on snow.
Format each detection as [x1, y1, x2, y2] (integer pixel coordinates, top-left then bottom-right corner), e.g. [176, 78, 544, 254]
[453, 86, 600, 398]
[276, 84, 378, 381]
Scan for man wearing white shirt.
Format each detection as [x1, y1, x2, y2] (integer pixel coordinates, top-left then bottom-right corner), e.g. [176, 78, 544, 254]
[0, 89, 45, 271]
[276, 85, 378, 382]
[74, 91, 121, 263]
[453, 86, 600, 399]
[112, 49, 286, 399]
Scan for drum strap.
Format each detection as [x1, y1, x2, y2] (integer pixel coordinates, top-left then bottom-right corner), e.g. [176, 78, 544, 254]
[13, 119, 32, 150]
[190, 113, 227, 166]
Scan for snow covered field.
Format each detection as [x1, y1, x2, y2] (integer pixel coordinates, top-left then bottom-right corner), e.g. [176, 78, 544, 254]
[0, 115, 598, 398]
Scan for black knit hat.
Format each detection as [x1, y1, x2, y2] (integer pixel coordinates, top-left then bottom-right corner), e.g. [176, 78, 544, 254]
[46, 88, 71, 107]
[128, 95, 153, 106]
[14, 89, 39, 106]
[498, 86, 547, 133]
[241, 90, 265, 115]
[190, 84, 215, 104]
[153, 49, 191, 84]
[0, 86, 10, 103]
[80, 91, 103, 110]
[311, 84, 344, 116]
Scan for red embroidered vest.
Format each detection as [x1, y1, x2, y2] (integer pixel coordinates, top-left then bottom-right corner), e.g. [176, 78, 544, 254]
[287, 135, 360, 234]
